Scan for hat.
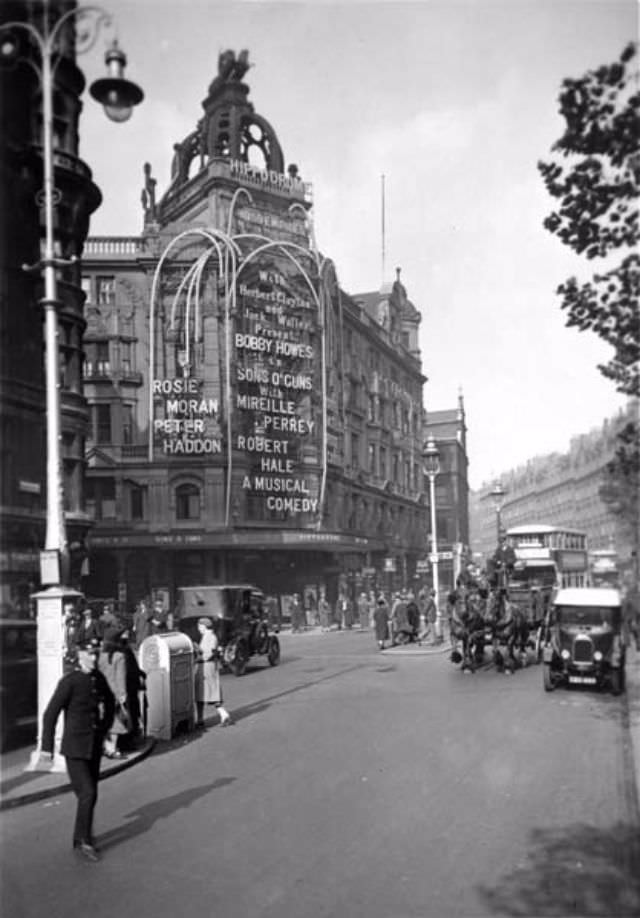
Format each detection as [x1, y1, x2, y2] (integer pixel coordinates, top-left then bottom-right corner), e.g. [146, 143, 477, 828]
[197, 616, 213, 628]
[78, 637, 101, 653]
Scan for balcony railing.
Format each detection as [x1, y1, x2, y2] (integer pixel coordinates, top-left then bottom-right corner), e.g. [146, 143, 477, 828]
[84, 237, 142, 256]
[121, 445, 148, 459]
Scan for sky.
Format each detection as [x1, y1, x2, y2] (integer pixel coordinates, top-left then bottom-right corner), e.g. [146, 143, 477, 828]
[78, 0, 637, 490]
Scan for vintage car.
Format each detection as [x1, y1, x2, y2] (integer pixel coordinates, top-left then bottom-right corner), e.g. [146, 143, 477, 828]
[176, 584, 280, 676]
[542, 587, 625, 694]
[0, 619, 37, 751]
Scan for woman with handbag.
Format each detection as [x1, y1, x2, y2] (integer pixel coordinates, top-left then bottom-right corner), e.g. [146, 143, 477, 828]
[194, 617, 232, 728]
[98, 626, 131, 758]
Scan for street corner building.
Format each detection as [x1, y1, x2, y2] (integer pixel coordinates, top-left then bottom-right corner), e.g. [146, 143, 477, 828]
[1, 35, 471, 620]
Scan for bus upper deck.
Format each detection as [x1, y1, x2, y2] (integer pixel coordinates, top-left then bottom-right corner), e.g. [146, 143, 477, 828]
[505, 524, 589, 589]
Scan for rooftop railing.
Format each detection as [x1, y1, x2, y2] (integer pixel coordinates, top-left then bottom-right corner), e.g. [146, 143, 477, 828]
[84, 236, 142, 256]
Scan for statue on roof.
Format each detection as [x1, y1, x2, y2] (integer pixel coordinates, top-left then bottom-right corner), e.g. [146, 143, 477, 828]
[208, 49, 251, 96]
[141, 162, 157, 224]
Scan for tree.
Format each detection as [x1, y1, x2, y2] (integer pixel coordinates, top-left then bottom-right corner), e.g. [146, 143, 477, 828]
[538, 43, 639, 397]
[539, 45, 640, 570]
[598, 419, 639, 542]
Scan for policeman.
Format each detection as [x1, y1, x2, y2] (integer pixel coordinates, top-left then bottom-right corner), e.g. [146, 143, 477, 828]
[39, 638, 115, 862]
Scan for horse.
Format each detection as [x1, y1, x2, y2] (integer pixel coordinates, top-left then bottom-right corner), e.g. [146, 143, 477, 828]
[486, 590, 529, 673]
[449, 590, 487, 673]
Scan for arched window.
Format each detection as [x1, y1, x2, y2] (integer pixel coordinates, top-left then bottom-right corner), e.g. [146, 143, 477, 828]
[176, 483, 200, 520]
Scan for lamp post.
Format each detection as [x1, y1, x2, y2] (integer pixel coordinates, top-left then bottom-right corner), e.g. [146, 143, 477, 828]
[1, 3, 143, 770]
[490, 481, 506, 543]
[423, 436, 442, 640]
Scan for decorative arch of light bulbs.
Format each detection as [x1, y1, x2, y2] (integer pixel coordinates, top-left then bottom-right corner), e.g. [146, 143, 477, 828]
[148, 202, 338, 529]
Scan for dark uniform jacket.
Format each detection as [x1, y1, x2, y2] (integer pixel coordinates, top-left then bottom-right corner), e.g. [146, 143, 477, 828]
[42, 669, 115, 759]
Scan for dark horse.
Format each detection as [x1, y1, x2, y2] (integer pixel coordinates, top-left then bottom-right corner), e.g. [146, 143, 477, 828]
[486, 589, 529, 673]
[449, 590, 486, 673]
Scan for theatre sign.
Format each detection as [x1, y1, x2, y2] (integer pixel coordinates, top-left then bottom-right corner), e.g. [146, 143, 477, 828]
[233, 260, 323, 523]
[152, 376, 223, 455]
[147, 206, 325, 528]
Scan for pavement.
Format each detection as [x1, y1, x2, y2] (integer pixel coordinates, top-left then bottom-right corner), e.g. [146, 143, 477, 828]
[2, 630, 639, 814]
[0, 736, 156, 812]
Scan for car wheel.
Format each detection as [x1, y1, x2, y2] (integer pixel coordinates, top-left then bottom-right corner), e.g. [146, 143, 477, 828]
[267, 635, 280, 666]
[543, 664, 555, 692]
[610, 668, 624, 696]
[232, 640, 248, 677]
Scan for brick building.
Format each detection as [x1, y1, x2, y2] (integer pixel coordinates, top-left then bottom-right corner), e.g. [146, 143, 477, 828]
[469, 399, 639, 581]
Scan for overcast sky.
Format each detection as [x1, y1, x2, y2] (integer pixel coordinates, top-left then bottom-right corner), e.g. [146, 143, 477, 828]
[79, 0, 636, 490]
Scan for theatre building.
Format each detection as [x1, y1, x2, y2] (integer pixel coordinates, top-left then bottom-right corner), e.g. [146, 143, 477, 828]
[80, 51, 429, 614]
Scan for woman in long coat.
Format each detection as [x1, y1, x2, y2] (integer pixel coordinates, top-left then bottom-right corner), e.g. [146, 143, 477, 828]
[194, 617, 232, 727]
[98, 626, 130, 758]
[374, 597, 390, 650]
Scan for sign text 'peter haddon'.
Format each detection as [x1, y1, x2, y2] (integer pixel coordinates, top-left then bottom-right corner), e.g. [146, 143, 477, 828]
[152, 377, 222, 454]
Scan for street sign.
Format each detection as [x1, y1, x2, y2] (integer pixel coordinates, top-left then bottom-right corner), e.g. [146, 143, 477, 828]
[416, 560, 430, 573]
[429, 551, 453, 562]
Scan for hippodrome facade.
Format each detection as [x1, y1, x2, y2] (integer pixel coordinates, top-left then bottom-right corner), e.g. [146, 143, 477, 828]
[78, 50, 446, 616]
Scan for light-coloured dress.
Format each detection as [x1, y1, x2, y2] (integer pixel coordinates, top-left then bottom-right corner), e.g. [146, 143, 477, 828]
[99, 649, 129, 734]
[194, 628, 222, 704]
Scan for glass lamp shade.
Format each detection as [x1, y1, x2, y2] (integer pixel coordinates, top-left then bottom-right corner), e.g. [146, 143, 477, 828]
[90, 76, 143, 122]
[0, 34, 20, 65]
[422, 436, 440, 477]
[89, 41, 143, 123]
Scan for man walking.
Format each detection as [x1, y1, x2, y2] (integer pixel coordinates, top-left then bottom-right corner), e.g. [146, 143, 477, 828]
[39, 638, 115, 862]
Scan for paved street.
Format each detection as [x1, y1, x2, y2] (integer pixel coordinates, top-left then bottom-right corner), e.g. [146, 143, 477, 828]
[2, 629, 640, 918]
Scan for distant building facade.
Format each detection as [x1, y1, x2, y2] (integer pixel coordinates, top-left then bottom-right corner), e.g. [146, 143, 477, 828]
[79, 51, 431, 614]
[469, 400, 639, 580]
[423, 396, 470, 592]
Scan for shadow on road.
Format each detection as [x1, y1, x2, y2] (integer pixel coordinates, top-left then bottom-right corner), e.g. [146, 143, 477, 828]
[97, 778, 235, 851]
[231, 662, 368, 725]
[478, 821, 640, 917]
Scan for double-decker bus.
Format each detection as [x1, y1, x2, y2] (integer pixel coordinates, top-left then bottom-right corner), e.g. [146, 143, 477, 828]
[505, 524, 589, 590]
[589, 548, 620, 588]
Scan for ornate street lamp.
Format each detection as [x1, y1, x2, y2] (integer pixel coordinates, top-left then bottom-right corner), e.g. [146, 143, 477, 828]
[423, 436, 442, 639]
[1, 4, 143, 771]
[490, 481, 506, 543]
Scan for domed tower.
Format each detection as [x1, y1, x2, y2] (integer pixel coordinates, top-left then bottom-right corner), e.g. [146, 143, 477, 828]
[154, 49, 304, 231]
[201, 49, 283, 171]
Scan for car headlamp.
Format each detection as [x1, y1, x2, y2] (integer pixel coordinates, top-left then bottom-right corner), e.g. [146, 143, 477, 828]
[561, 649, 570, 660]
[593, 650, 603, 662]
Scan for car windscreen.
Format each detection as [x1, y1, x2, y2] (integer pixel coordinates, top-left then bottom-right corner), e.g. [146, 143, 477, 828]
[1, 625, 36, 658]
[555, 606, 619, 627]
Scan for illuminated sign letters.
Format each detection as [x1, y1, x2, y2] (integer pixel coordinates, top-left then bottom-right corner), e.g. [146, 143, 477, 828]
[152, 377, 222, 455]
[233, 260, 321, 522]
